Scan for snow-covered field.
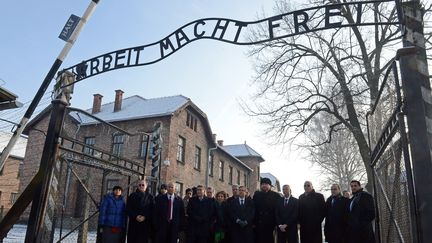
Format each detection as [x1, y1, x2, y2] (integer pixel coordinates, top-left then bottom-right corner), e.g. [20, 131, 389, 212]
[3, 224, 97, 243]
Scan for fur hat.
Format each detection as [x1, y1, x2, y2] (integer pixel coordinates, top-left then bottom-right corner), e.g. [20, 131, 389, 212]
[260, 177, 272, 186]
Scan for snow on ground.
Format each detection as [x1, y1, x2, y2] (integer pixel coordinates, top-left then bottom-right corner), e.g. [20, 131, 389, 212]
[3, 224, 96, 243]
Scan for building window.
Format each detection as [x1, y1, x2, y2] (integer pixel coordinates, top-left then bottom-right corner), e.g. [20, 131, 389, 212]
[177, 136, 186, 163]
[237, 170, 241, 185]
[10, 193, 18, 205]
[83, 136, 95, 155]
[139, 135, 149, 158]
[194, 146, 201, 170]
[244, 174, 248, 187]
[106, 179, 120, 194]
[209, 155, 214, 177]
[219, 161, 224, 181]
[17, 162, 23, 178]
[228, 166, 233, 184]
[186, 112, 198, 131]
[112, 134, 125, 157]
[257, 166, 260, 181]
[175, 182, 184, 197]
[186, 112, 191, 127]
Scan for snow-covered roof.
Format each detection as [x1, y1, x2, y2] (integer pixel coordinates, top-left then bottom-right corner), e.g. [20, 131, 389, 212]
[217, 145, 253, 171]
[71, 95, 189, 124]
[0, 131, 27, 158]
[222, 143, 264, 162]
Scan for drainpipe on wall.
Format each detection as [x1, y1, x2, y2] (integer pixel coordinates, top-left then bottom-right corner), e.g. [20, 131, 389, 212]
[206, 146, 217, 188]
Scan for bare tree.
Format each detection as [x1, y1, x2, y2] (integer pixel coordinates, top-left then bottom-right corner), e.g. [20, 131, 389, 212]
[306, 115, 366, 191]
[244, 0, 402, 188]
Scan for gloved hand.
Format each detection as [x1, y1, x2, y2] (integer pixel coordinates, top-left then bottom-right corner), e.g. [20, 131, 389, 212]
[239, 220, 248, 227]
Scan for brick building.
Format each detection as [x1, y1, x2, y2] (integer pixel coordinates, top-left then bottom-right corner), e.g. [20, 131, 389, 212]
[0, 132, 26, 217]
[0, 87, 24, 217]
[20, 91, 265, 211]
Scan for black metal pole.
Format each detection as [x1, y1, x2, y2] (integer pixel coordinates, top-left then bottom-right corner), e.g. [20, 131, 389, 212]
[24, 98, 68, 243]
[142, 134, 150, 178]
[96, 170, 108, 243]
[398, 1, 432, 241]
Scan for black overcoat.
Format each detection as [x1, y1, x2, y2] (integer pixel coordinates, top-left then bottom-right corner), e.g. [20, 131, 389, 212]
[187, 197, 216, 242]
[275, 196, 299, 243]
[253, 190, 281, 243]
[126, 190, 154, 243]
[347, 189, 375, 243]
[298, 190, 326, 243]
[226, 197, 255, 243]
[153, 193, 185, 243]
[324, 195, 349, 243]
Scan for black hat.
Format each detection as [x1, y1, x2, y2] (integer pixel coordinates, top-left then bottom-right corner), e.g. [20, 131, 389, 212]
[260, 177, 272, 186]
[160, 184, 167, 190]
[112, 185, 123, 191]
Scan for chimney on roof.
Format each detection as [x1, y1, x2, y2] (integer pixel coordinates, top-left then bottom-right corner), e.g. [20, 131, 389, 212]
[217, 140, 224, 146]
[114, 89, 124, 112]
[212, 134, 217, 143]
[92, 94, 103, 114]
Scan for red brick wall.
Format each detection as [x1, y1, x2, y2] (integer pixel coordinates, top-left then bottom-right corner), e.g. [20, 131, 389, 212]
[20, 104, 255, 220]
[0, 156, 22, 215]
[236, 157, 262, 195]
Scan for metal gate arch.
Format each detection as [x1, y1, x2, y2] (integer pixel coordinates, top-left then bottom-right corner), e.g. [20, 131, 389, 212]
[45, 106, 150, 243]
[1, 0, 431, 242]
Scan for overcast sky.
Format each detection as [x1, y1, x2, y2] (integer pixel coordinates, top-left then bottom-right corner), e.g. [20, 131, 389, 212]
[0, 0, 324, 197]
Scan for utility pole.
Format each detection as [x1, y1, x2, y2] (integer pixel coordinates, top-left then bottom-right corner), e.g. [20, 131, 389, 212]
[398, 1, 432, 242]
[0, 0, 100, 175]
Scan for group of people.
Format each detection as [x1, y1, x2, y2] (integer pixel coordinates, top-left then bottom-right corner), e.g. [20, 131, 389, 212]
[98, 178, 376, 243]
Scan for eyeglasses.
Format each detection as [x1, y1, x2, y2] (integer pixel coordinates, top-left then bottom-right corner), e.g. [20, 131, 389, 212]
[138, 184, 146, 186]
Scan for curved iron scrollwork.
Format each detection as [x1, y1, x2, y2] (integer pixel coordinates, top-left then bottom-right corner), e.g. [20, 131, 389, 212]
[61, 0, 398, 85]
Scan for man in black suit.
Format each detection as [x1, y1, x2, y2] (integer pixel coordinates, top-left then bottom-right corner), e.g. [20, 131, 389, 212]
[253, 177, 281, 243]
[226, 186, 255, 243]
[298, 181, 326, 243]
[276, 185, 299, 243]
[154, 182, 185, 243]
[187, 185, 216, 243]
[126, 180, 154, 243]
[347, 180, 375, 243]
[225, 185, 239, 203]
[324, 184, 349, 243]
[224, 184, 239, 243]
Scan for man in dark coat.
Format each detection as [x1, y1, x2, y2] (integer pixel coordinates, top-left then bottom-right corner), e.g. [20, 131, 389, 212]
[275, 185, 299, 243]
[187, 185, 216, 243]
[224, 184, 239, 243]
[298, 181, 326, 243]
[154, 182, 185, 243]
[253, 177, 281, 243]
[126, 180, 154, 243]
[347, 180, 375, 243]
[226, 186, 255, 243]
[179, 188, 193, 243]
[226, 184, 239, 203]
[324, 184, 349, 243]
